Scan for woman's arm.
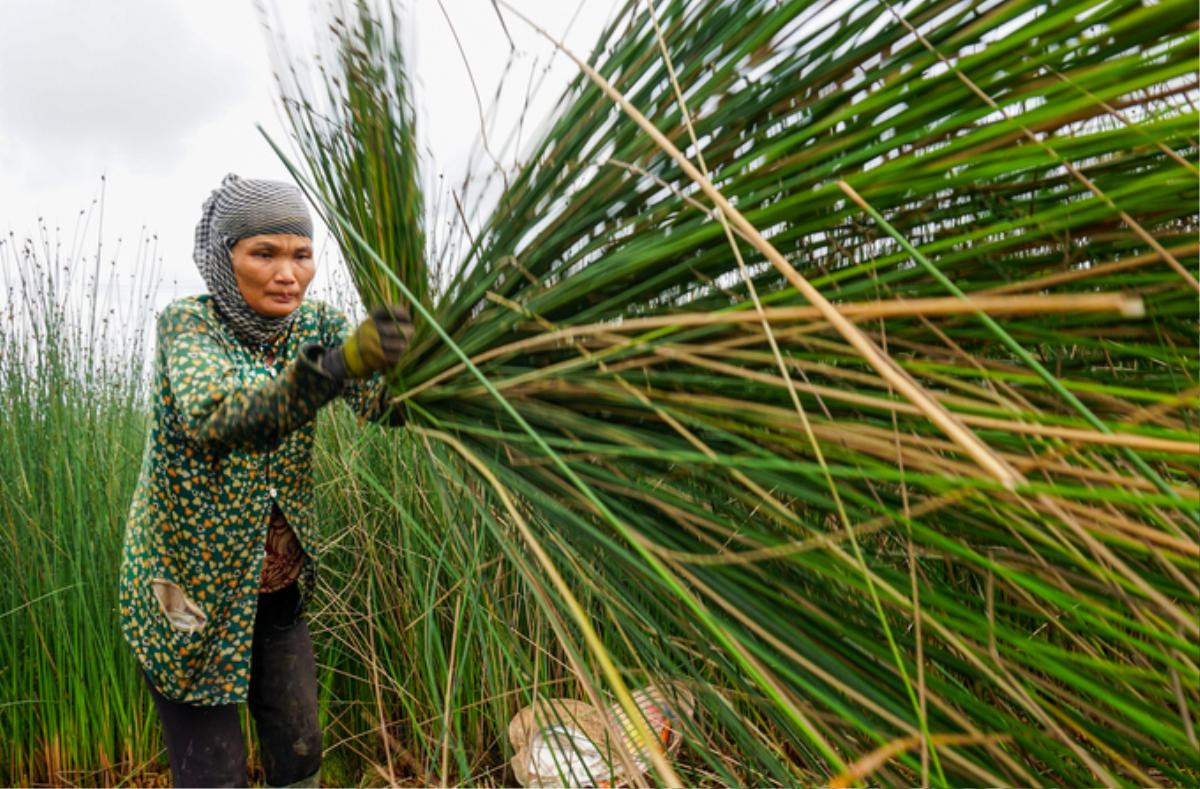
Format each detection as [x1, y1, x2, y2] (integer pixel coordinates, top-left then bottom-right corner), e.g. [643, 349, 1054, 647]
[163, 301, 343, 451]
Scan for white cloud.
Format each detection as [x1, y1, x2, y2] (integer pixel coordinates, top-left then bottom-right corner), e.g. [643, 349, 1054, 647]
[0, 0, 253, 179]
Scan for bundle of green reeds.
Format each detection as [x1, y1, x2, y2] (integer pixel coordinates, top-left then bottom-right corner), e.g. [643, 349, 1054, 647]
[272, 0, 1198, 784]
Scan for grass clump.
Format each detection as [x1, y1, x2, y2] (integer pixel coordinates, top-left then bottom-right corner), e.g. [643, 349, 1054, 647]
[0, 216, 161, 786]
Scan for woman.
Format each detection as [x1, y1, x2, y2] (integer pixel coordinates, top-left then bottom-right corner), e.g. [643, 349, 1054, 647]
[119, 174, 411, 787]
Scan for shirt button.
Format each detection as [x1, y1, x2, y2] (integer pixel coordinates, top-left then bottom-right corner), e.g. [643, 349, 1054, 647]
[269, 487, 278, 499]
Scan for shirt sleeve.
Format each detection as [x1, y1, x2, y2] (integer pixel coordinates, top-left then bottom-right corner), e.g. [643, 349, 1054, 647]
[321, 304, 406, 426]
[162, 302, 344, 451]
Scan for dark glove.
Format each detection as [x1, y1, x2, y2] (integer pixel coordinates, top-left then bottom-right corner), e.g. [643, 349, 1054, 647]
[320, 304, 413, 382]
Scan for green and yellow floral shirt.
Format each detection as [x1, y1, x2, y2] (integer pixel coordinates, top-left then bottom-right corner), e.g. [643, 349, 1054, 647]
[119, 295, 395, 705]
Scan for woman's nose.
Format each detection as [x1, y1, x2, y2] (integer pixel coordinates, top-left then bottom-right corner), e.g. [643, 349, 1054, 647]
[274, 264, 299, 284]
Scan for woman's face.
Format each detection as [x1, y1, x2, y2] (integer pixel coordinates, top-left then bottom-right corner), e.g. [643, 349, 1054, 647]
[230, 234, 316, 318]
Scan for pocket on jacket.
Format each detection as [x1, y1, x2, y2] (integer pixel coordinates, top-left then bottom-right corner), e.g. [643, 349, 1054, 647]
[150, 578, 208, 634]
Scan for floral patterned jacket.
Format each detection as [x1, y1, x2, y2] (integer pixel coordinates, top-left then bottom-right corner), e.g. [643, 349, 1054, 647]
[119, 294, 394, 705]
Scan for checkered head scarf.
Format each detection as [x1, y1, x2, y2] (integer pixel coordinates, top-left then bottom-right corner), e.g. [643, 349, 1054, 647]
[193, 173, 314, 347]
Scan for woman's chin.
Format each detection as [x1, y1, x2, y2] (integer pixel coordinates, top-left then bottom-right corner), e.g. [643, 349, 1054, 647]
[253, 299, 302, 318]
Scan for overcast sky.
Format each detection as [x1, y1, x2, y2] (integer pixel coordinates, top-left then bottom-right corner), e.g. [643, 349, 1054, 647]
[0, 0, 613, 315]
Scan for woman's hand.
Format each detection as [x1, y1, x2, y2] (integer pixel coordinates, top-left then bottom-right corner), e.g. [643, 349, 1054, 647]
[321, 304, 413, 382]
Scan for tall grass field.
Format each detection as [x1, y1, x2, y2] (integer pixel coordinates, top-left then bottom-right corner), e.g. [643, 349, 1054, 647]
[3, 0, 1199, 786]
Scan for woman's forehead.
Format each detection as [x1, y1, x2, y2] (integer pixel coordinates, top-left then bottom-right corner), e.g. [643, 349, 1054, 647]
[236, 233, 313, 249]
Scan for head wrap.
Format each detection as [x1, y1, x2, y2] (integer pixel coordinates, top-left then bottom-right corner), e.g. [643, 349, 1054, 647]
[193, 173, 314, 347]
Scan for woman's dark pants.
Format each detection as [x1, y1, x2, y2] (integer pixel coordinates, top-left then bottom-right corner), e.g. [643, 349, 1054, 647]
[145, 585, 321, 788]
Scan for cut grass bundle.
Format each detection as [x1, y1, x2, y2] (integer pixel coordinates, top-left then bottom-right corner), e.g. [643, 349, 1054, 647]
[271, 0, 1199, 784]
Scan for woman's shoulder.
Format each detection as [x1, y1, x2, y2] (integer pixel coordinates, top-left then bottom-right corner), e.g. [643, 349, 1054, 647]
[293, 298, 351, 334]
[157, 295, 219, 332]
[296, 298, 338, 319]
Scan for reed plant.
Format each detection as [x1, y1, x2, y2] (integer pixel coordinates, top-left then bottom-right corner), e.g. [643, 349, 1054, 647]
[0, 216, 162, 785]
[271, 0, 1199, 785]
